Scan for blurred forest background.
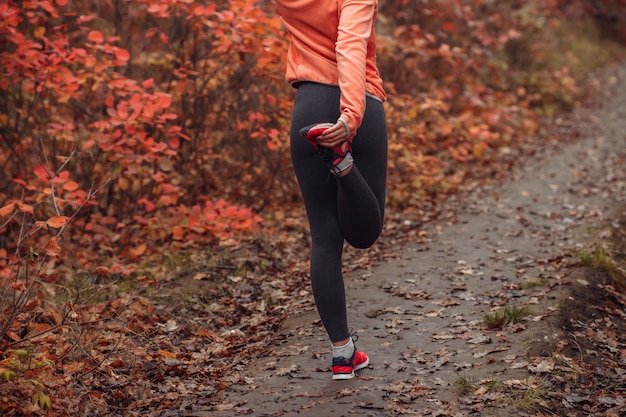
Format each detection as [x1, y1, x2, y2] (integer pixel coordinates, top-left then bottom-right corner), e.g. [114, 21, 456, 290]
[1, 0, 625, 415]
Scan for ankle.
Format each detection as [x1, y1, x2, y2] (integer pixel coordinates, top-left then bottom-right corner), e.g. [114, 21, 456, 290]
[331, 153, 353, 176]
[332, 338, 351, 348]
[334, 164, 353, 177]
[331, 337, 355, 358]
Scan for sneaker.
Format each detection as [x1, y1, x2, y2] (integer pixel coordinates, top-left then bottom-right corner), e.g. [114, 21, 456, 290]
[299, 123, 353, 175]
[331, 349, 370, 380]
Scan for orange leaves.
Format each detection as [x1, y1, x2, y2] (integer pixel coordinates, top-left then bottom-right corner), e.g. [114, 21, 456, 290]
[114, 47, 130, 63]
[87, 30, 104, 44]
[473, 142, 488, 160]
[34, 165, 51, 182]
[172, 225, 184, 241]
[33, 26, 46, 39]
[266, 129, 281, 149]
[168, 136, 180, 149]
[38, 1, 58, 16]
[17, 202, 34, 215]
[4, 331, 21, 342]
[0, 2, 282, 412]
[0, 0, 353, 278]
[31, 165, 85, 204]
[142, 78, 154, 89]
[157, 349, 177, 359]
[138, 198, 156, 213]
[243, 109, 285, 151]
[63, 180, 79, 192]
[153, 92, 172, 109]
[0, 3, 20, 29]
[85, 28, 130, 65]
[46, 216, 69, 228]
[128, 243, 147, 260]
[0, 0, 295, 282]
[104, 90, 174, 129]
[9, 280, 27, 291]
[441, 21, 455, 32]
[44, 238, 62, 257]
[147, 3, 170, 17]
[0, 203, 16, 219]
[197, 328, 223, 341]
[95, 266, 109, 276]
[130, 199, 266, 253]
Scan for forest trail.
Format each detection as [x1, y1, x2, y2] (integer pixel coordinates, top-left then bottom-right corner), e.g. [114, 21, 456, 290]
[203, 63, 626, 417]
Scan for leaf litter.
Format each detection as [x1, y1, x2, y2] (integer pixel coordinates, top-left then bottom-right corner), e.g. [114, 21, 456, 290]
[199, 63, 626, 417]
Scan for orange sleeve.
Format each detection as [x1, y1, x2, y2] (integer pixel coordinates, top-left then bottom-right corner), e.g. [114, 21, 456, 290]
[336, 0, 377, 139]
[276, 0, 384, 138]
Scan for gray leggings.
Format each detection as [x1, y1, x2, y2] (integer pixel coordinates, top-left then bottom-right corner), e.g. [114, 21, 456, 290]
[290, 82, 388, 342]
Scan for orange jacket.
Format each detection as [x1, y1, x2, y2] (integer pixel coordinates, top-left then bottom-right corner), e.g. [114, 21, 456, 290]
[275, 0, 386, 139]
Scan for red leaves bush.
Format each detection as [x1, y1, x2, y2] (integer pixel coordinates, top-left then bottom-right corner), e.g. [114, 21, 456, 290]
[0, 0, 273, 281]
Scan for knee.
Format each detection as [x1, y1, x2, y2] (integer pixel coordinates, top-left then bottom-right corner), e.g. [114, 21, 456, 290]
[345, 230, 381, 249]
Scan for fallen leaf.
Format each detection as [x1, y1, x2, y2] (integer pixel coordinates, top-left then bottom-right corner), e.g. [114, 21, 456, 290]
[473, 346, 510, 358]
[527, 359, 555, 373]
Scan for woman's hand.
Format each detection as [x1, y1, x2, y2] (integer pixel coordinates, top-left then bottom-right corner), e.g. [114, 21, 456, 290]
[317, 120, 350, 151]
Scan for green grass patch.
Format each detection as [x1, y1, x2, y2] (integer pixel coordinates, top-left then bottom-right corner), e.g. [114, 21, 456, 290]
[576, 246, 626, 283]
[521, 277, 549, 289]
[484, 305, 530, 329]
[455, 374, 548, 412]
[454, 375, 477, 394]
[509, 381, 548, 413]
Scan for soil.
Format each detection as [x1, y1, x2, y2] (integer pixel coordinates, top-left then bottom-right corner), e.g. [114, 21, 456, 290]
[203, 63, 626, 417]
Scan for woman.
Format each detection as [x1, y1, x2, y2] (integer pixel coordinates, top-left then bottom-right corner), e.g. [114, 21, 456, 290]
[275, 0, 388, 380]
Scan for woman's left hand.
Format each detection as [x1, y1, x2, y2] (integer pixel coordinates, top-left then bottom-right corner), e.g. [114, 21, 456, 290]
[317, 121, 349, 150]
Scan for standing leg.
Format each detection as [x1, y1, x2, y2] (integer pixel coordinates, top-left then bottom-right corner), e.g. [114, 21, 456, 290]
[291, 83, 350, 343]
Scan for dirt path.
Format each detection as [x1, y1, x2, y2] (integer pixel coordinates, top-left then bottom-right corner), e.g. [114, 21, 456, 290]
[207, 63, 626, 417]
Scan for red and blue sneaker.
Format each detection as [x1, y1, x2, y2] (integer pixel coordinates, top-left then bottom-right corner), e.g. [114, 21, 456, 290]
[331, 349, 370, 380]
[299, 123, 353, 175]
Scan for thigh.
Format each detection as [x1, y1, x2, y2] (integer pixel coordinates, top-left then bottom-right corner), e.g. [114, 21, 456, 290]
[351, 97, 388, 212]
[290, 83, 343, 242]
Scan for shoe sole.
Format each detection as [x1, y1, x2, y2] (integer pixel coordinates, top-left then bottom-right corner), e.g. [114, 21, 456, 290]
[299, 123, 335, 139]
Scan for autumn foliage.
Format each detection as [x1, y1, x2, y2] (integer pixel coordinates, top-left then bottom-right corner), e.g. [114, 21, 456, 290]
[0, 0, 283, 279]
[0, 0, 624, 415]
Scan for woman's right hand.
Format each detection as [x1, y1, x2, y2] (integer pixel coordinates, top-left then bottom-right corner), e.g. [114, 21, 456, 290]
[317, 120, 350, 151]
